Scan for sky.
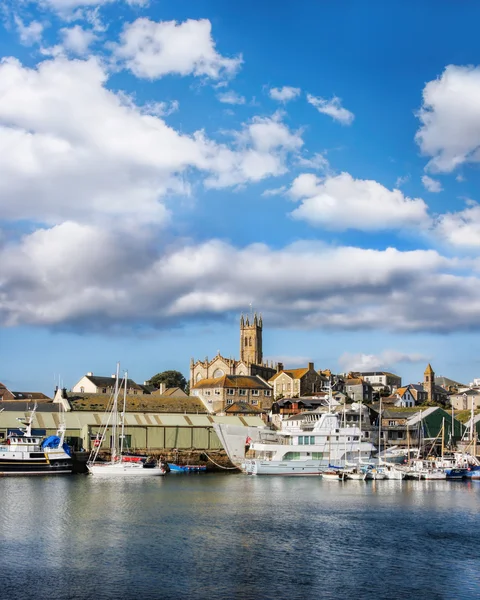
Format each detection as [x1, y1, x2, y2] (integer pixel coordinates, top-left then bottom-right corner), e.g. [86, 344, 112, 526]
[2, 0, 480, 394]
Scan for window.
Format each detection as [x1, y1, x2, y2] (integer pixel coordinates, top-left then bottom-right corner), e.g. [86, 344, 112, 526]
[264, 390, 271, 396]
[388, 420, 397, 426]
[252, 390, 260, 396]
[215, 389, 221, 395]
[312, 452, 324, 459]
[226, 398, 233, 405]
[213, 368, 224, 378]
[298, 436, 304, 444]
[227, 389, 235, 396]
[239, 389, 247, 396]
[283, 452, 301, 460]
[80, 387, 84, 393]
[102, 388, 107, 394]
[205, 390, 211, 396]
[310, 436, 315, 444]
[251, 400, 258, 405]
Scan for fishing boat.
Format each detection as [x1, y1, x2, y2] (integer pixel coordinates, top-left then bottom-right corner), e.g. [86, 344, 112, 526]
[0, 404, 73, 476]
[87, 365, 166, 477]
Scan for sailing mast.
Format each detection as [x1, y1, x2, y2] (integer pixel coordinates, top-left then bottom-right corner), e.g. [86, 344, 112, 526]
[378, 396, 382, 462]
[120, 370, 128, 456]
[111, 362, 120, 463]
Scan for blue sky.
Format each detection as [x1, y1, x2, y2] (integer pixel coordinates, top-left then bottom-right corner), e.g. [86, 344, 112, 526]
[2, 0, 480, 393]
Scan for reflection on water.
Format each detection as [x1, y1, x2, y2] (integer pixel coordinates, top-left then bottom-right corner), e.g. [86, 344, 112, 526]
[1, 475, 480, 599]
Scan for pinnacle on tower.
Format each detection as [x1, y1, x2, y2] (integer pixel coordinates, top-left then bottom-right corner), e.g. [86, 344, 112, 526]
[240, 314, 245, 328]
[424, 363, 434, 375]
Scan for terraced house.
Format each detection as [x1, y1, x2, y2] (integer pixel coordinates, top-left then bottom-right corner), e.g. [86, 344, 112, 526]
[269, 362, 325, 399]
[191, 374, 273, 413]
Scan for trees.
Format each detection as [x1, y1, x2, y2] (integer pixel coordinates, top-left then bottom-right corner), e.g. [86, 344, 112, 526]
[147, 370, 187, 392]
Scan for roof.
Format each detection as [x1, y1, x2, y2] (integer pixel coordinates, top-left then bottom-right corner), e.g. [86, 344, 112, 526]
[156, 387, 188, 397]
[224, 402, 261, 414]
[435, 376, 465, 389]
[345, 378, 363, 386]
[273, 397, 329, 408]
[450, 388, 480, 397]
[407, 407, 439, 426]
[67, 393, 207, 413]
[192, 375, 271, 390]
[10, 392, 51, 400]
[269, 367, 310, 382]
[0, 401, 58, 412]
[85, 375, 144, 391]
[359, 371, 400, 378]
[424, 364, 434, 375]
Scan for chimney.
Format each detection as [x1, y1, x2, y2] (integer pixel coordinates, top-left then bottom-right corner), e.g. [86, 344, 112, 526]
[277, 362, 284, 373]
[159, 382, 166, 394]
[87, 372, 93, 377]
[308, 362, 314, 370]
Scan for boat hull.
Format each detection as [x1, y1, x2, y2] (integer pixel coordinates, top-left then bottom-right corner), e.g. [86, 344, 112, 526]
[87, 463, 166, 476]
[244, 459, 325, 476]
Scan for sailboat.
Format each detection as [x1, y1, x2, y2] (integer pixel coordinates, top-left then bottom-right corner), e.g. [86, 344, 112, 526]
[87, 365, 166, 477]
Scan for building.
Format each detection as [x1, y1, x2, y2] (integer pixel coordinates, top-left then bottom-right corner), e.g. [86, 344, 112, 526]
[381, 386, 416, 408]
[406, 384, 428, 404]
[269, 363, 325, 399]
[357, 371, 402, 392]
[71, 373, 147, 395]
[190, 314, 277, 386]
[191, 374, 273, 414]
[422, 364, 451, 405]
[0, 382, 50, 402]
[0, 400, 263, 453]
[377, 407, 464, 450]
[344, 378, 373, 402]
[450, 388, 480, 410]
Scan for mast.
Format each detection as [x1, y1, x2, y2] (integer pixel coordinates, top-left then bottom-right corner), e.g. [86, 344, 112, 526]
[451, 404, 455, 450]
[441, 417, 445, 460]
[120, 370, 128, 456]
[358, 399, 362, 464]
[111, 362, 120, 463]
[378, 396, 382, 461]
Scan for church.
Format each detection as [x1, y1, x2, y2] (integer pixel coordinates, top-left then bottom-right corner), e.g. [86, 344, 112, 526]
[189, 314, 278, 386]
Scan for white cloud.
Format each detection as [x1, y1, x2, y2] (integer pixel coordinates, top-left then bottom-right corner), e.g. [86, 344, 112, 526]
[204, 113, 304, 189]
[217, 90, 245, 105]
[0, 56, 303, 226]
[395, 174, 410, 188]
[113, 18, 242, 80]
[60, 25, 97, 55]
[289, 172, 429, 231]
[435, 201, 480, 248]
[307, 93, 354, 125]
[422, 174, 443, 193]
[416, 65, 480, 173]
[3, 232, 476, 333]
[261, 185, 287, 197]
[338, 350, 428, 373]
[14, 16, 44, 46]
[296, 152, 330, 172]
[33, 0, 148, 13]
[269, 86, 301, 103]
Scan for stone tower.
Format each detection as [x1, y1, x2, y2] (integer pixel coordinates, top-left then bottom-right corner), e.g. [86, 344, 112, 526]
[424, 363, 435, 403]
[240, 313, 263, 365]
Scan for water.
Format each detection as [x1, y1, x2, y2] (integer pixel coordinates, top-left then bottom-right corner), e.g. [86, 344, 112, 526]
[1, 475, 480, 600]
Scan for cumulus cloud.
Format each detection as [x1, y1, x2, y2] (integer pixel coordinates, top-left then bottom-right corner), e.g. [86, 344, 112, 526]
[113, 18, 242, 80]
[217, 90, 245, 105]
[422, 175, 443, 193]
[338, 350, 428, 373]
[14, 16, 44, 46]
[2, 231, 480, 333]
[269, 86, 301, 103]
[0, 56, 300, 226]
[307, 94, 354, 125]
[296, 152, 330, 172]
[416, 65, 480, 173]
[434, 201, 480, 248]
[32, 0, 148, 13]
[60, 25, 97, 55]
[289, 172, 429, 231]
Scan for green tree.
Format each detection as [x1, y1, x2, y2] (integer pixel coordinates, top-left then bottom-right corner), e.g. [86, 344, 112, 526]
[147, 370, 187, 392]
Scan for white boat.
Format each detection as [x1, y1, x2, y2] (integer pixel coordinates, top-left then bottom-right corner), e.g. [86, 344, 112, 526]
[0, 404, 73, 476]
[87, 365, 166, 477]
[377, 460, 406, 480]
[242, 408, 375, 475]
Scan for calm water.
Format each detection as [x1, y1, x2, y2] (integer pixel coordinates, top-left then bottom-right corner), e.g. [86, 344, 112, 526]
[1, 475, 480, 600]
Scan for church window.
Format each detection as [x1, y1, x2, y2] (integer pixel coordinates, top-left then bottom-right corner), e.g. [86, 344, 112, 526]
[196, 373, 203, 382]
[249, 337, 252, 346]
[245, 338, 248, 347]
[213, 369, 224, 378]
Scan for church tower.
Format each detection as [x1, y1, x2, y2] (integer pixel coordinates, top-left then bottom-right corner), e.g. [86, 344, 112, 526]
[240, 313, 263, 365]
[423, 363, 435, 403]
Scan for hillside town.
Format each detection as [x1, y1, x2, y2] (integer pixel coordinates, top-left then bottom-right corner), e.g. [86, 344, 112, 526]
[1, 314, 479, 458]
